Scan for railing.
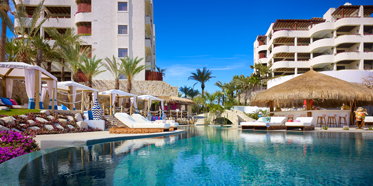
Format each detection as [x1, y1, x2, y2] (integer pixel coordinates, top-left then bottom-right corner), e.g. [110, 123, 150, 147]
[273, 44, 294, 48]
[334, 51, 359, 55]
[336, 16, 360, 20]
[335, 33, 360, 38]
[145, 72, 163, 81]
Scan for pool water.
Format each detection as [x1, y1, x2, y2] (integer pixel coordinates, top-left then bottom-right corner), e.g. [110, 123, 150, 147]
[15, 127, 373, 185]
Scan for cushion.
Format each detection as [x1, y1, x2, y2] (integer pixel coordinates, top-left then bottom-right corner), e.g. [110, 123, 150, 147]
[61, 104, 68, 110]
[263, 117, 271, 123]
[88, 111, 93, 120]
[0, 99, 5, 106]
[8, 99, 18, 105]
[1, 97, 12, 106]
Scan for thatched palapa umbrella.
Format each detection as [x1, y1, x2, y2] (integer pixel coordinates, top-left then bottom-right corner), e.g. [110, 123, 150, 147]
[251, 69, 373, 125]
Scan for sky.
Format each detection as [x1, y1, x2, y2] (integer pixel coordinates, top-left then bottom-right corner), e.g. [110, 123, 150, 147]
[2, 0, 372, 94]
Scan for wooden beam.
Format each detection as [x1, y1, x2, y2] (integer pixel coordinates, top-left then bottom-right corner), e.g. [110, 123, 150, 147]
[35, 70, 40, 109]
[52, 86, 55, 111]
[68, 86, 73, 110]
[110, 93, 113, 116]
[81, 90, 85, 113]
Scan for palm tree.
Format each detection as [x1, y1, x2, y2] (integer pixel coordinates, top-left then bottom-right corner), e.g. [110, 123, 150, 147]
[32, 34, 48, 67]
[46, 27, 82, 81]
[188, 67, 215, 95]
[215, 81, 225, 105]
[156, 66, 166, 77]
[188, 88, 200, 98]
[103, 56, 122, 90]
[78, 55, 104, 87]
[234, 75, 251, 105]
[5, 38, 20, 61]
[58, 43, 88, 81]
[0, 0, 14, 62]
[12, 0, 50, 63]
[179, 85, 191, 98]
[120, 56, 147, 93]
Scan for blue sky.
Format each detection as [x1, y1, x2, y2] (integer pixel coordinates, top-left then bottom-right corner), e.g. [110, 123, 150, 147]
[3, 0, 372, 94]
[154, 0, 372, 93]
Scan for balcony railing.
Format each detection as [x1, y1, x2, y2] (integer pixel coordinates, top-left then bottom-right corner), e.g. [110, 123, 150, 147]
[145, 72, 163, 81]
[334, 51, 359, 55]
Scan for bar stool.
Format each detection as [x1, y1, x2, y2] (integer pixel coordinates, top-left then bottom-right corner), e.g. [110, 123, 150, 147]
[287, 115, 294, 120]
[327, 114, 337, 127]
[338, 114, 347, 127]
[300, 114, 306, 117]
[317, 114, 327, 127]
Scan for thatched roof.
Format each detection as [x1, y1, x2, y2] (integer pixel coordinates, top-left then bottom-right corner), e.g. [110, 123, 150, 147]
[251, 70, 373, 103]
[157, 96, 195, 105]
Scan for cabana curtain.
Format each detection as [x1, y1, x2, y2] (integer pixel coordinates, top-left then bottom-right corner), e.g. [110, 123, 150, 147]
[38, 71, 42, 109]
[47, 80, 54, 109]
[54, 81, 57, 110]
[73, 86, 77, 110]
[119, 98, 124, 106]
[25, 69, 35, 109]
[5, 78, 13, 98]
[41, 87, 47, 109]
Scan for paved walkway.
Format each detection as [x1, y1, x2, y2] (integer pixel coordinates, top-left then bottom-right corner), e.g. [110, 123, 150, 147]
[35, 130, 184, 149]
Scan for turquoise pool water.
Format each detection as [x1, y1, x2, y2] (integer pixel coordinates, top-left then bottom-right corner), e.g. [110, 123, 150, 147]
[9, 127, 373, 185]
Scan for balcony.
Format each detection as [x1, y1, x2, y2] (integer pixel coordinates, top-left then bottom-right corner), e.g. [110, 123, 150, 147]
[75, 12, 92, 23]
[77, 22, 91, 35]
[334, 51, 360, 62]
[310, 38, 334, 52]
[145, 71, 162, 81]
[146, 16, 152, 36]
[257, 44, 267, 52]
[272, 61, 310, 70]
[146, 39, 152, 55]
[310, 54, 334, 67]
[145, 0, 153, 16]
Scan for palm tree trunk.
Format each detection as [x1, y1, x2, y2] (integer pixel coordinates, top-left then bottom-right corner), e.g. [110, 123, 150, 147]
[61, 59, 65, 81]
[0, 0, 8, 62]
[115, 78, 119, 106]
[126, 79, 132, 107]
[36, 49, 43, 66]
[238, 92, 241, 105]
[47, 62, 52, 73]
[88, 78, 92, 106]
[201, 83, 205, 95]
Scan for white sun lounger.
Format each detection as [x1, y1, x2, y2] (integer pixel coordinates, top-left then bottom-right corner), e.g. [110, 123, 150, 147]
[114, 113, 170, 130]
[285, 117, 314, 131]
[131, 114, 179, 130]
[241, 117, 286, 130]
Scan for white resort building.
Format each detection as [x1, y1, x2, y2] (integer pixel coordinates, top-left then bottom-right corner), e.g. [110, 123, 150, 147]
[14, 0, 157, 81]
[254, 3, 373, 88]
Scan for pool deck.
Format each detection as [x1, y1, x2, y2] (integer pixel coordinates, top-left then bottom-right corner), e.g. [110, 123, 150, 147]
[35, 130, 185, 149]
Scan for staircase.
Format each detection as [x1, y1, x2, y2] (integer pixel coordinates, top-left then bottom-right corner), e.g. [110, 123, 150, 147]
[233, 110, 255, 123]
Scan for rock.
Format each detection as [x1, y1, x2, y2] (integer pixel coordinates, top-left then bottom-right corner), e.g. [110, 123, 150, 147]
[55, 123, 64, 130]
[1, 117, 15, 125]
[58, 118, 67, 124]
[0, 106, 9, 111]
[10, 116, 16, 120]
[11, 128, 21, 132]
[343, 125, 349, 130]
[0, 125, 10, 131]
[28, 126, 40, 131]
[35, 117, 48, 123]
[28, 120, 35, 125]
[76, 121, 88, 130]
[67, 116, 75, 122]
[19, 115, 28, 118]
[47, 116, 55, 120]
[20, 124, 27, 127]
[75, 113, 83, 122]
[40, 110, 50, 115]
[44, 125, 54, 131]
[67, 125, 75, 129]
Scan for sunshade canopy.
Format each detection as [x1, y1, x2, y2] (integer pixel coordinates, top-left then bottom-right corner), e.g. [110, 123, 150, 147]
[99, 89, 137, 98]
[0, 62, 57, 80]
[157, 96, 194, 105]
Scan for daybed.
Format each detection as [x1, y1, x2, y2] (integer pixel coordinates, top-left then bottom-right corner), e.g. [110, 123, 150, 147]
[241, 117, 286, 130]
[109, 113, 170, 134]
[285, 117, 314, 131]
[364, 116, 373, 126]
[131, 114, 179, 131]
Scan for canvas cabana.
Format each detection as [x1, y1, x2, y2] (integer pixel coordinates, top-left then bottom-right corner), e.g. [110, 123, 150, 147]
[98, 89, 137, 116]
[45, 81, 98, 112]
[0, 62, 58, 109]
[251, 69, 373, 125]
[158, 96, 195, 118]
[134, 95, 164, 118]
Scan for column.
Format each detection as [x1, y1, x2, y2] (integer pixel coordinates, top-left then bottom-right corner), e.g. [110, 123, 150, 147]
[359, 59, 364, 70]
[310, 53, 313, 59]
[333, 63, 337, 71]
[294, 37, 297, 46]
[333, 31, 336, 38]
[358, 5, 364, 18]
[310, 37, 313, 44]
[333, 47, 337, 54]
[295, 67, 298, 75]
[295, 52, 298, 61]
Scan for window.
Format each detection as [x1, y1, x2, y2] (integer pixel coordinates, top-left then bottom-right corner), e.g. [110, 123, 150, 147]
[118, 48, 128, 58]
[118, 2, 128, 11]
[118, 25, 128, 34]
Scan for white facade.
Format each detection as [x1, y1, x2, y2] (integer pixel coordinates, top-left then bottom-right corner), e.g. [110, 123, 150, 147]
[14, 0, 156, 81]
[254, 3, 373, 80]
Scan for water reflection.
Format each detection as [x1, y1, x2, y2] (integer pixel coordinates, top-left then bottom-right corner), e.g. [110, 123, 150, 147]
[17, 127, 373, 186]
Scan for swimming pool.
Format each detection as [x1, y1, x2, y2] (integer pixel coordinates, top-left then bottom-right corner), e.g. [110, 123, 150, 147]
[2, 126, 373, 185]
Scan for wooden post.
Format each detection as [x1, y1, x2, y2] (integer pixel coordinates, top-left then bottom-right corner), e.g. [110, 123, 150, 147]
[148, 98, 151, 115]
[52, 87, 55, 111]
[2, 77, 5, 98]
[306, 99, 312, 117]
[350, 100, 356, 126]
[121, 106, 123, 113]
[103, 105, 105, 116]
[109, 93, 113, 116]
[81, 90, 85, 113]
[68, 86, 73, 110]
[35, 70, 40, 109]
[130, 105, 133, 115]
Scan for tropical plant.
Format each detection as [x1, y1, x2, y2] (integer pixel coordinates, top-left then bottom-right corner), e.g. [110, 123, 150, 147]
[78, 55, 104, 87]
[179, 85, 191, 98]
[12, 0, 50, 64]
[0, 0, 14, 62]
[31, 34, 48, 67]
[5, 38, 20, 61]
[57, 43, 88, 81]
[103, 56, 123, 90]
[188, 67, 215, 95]
[188, 88, 200, 98]
[233, 75, 252, 105]
[45, 27, 82, 81]
[119, 56, 147, 93]
[246, 109, 269, 120]
[156, 66, 166, 77]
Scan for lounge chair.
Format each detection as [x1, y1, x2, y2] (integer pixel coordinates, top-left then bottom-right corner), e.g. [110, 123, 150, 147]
[364, 116, 373, 126]
[241, 117, 286, 130]
[110, 113, 170, 134]
[131, 114, 179, 130]
[285, 117, 314, 131]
